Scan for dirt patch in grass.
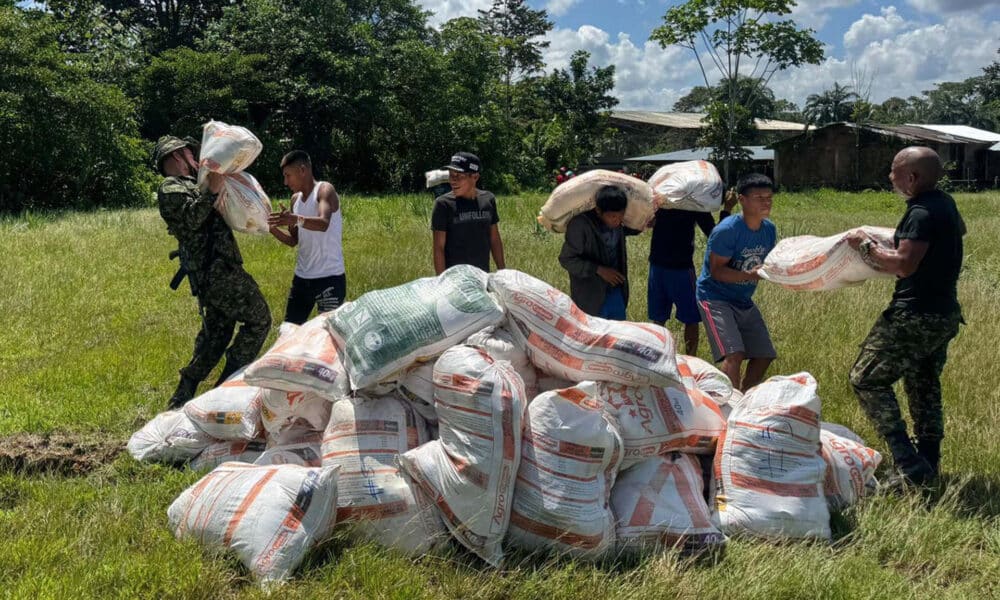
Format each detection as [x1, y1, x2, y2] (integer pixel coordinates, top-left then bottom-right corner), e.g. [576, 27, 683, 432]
[0, 432, 124, 475]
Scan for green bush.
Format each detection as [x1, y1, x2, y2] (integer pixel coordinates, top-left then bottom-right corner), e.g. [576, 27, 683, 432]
[0, 7, 154, 212]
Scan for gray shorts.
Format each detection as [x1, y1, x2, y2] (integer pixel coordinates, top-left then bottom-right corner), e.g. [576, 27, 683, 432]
[697, 299, 777, 363]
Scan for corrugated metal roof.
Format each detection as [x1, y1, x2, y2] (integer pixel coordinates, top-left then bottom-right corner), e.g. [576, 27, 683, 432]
[769, 122, 995, 147]
[905, 124, 1000, 143]
[625, 146, 774, 162]
[610, 111, 810, 132]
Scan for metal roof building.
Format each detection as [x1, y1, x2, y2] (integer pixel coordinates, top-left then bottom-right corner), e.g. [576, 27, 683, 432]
[610, 111, 810, 132]
[625, 146, 774, 163]
[768, 122, 1000, 189]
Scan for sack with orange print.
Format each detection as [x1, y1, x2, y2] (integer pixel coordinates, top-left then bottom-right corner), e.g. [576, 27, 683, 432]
[488, 269, 682, 388]
[714, 373, 830, 541]
[612, 453, 725, 556]
[578, 380, 725, 469]
[506, 386, 623, 560]
[819, 425, 881, 511]
[648, 160, 724, 212]
[244, 316, 351, 400]
[183, 368, 264, 441]
[397, 345, 527, 567]
[167, 462, 339, 585]
[196, 120, 269, 234]
[758, 226, 895, 291]
[321, 395, 446, 555]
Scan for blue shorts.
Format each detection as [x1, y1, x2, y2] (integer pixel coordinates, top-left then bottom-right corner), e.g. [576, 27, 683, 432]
[647, 264, 700, 324]
[599, 287, 627, 321]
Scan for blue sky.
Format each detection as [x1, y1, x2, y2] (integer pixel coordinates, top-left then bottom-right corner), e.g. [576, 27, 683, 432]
[418, 0, 1000, 111]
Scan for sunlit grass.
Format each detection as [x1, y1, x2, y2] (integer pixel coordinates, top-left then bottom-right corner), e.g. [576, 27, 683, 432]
[1, 190, 998, 598]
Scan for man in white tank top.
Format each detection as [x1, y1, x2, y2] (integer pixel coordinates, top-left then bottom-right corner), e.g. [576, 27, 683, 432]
[267, 150, 346, 324]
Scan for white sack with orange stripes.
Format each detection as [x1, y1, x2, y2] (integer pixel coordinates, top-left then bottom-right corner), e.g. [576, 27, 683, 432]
[758, 226, 895, 291]
[167, 462, 340, 585]
[577, 380, 726, 470]
[244, 316, 351, 400]
[198, 120, 270, 235]
[260, 387, 331, 436]
[819, 426, 881, 511]
[466, 325, 539, 399]
[714, 373, 831, 541]
[648, 160, 724, 212]
[676, 355, 734, 406]
[537, 169, 655, 233]
[182, 368, 264, 441]
[320, 394, 446, 555]
[506, 387, 623, 560]
[612, 453, 725, 556]
[488, 269, 682, 387]
[326, 265, 505, 390]
[255, 442, 323, 467]
[398, 345, 527, 567]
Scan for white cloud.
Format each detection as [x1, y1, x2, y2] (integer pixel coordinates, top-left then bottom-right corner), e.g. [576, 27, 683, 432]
[843, 6, 909, 49]
[906, 0, 1000, 14]
[789, 0, 862, 31]
[542, 26, 703, 110]
[770, 13, 1000, 106]
[414, 0, 493, 27]
[546, 0, 581, 17]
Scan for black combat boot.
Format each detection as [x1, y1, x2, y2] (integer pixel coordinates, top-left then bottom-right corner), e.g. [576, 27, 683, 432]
[916, 437, 942, 477]
[212, 361, 243, 388]
[883, 432, 935, 490]
[167, 375, 198, 410]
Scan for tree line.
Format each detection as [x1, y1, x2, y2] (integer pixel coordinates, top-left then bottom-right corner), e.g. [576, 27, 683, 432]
[0, 0, 617, 212]
[2, 0, 998, 212]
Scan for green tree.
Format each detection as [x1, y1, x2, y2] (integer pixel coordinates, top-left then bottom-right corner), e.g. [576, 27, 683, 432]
[477, 0, 553, 121]
[977, 49, 1000, 130]
[672, 76, 782, 119]
[0, 6, 152, 212]
[46, 0, 244, 55]
[803, 82, 859, 125]
[923, 79, 987, 128]
[652, 0, 823, 184]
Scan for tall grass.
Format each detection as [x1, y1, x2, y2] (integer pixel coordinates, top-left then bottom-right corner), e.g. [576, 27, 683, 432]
[0, 191, 998, 599]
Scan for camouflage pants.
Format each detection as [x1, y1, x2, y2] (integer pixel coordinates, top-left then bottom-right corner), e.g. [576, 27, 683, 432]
[849, 307, 961, 444]
[180, 263, 272, 382]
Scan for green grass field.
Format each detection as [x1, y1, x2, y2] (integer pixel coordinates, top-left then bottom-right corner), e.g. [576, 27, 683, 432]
[1, 190, 998, 599]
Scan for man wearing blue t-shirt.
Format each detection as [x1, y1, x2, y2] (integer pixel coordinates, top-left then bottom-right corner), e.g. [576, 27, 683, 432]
[696, 173, 777, 391]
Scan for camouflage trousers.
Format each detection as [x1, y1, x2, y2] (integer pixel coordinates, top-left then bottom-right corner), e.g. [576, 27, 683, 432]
[849, 307, 961, 444]
[180, 262, 272, 383]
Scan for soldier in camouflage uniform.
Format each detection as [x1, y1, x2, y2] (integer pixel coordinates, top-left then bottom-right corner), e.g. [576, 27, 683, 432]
[846, 146, 965, 488]
[153, 135, 272, 409]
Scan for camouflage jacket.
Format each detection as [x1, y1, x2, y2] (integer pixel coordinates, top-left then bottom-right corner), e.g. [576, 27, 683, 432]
[157, 176, 242, 277]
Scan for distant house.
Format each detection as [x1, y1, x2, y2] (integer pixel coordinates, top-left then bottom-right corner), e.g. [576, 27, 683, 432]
[602, 111, 808, 163]
[768, 123, 1000, 190]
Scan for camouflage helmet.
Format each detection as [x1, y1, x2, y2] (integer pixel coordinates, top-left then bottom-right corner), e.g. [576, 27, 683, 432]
[152, 135, 193, 174]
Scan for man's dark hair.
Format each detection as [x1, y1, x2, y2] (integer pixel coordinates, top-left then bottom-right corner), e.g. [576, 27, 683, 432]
[595, 185, 628, 212]
[737, 173, 775, 196]
[280, 150, 312, 170]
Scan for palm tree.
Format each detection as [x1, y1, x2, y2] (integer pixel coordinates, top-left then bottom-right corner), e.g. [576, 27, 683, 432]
[804, 82, 859, 125]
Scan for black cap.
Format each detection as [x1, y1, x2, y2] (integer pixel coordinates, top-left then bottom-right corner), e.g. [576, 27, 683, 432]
[443, 152, 481, 174]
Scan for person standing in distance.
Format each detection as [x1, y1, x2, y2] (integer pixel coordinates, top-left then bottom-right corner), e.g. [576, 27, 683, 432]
[268, 150, 346, 324]
[845, 146, 965, 488]
[153, 135, 271, 408]
[431, 152, 505, 274]
[695, 173, 778, 392]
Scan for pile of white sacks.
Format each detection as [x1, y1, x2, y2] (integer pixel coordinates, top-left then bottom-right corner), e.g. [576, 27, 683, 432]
[129, 265, 882, 585]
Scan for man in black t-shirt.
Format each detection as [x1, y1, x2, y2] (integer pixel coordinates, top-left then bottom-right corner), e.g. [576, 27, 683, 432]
[648, 191, 736, 355]
[846, 146, 965, 488]
[431, 152, 506, 274]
